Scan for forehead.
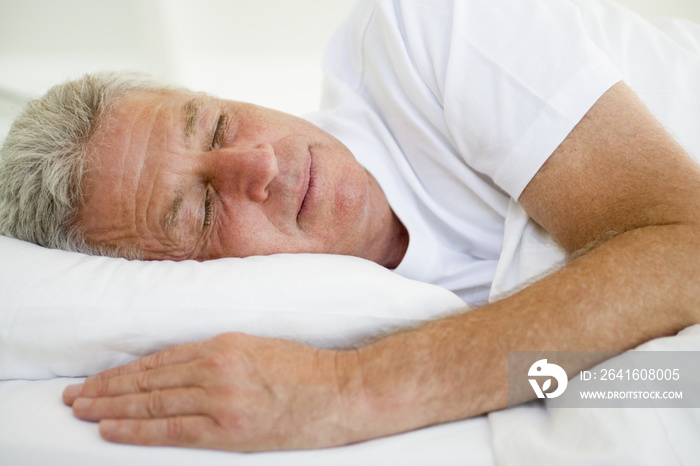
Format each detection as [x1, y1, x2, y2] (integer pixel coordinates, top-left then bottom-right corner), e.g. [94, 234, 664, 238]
[78, 89, 199, 254]
[89, 89, 188, 192]
[101, 89, 204, 146]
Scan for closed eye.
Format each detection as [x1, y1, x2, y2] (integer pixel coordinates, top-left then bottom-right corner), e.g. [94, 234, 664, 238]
[203, 185, 215, 232]
[210, 114, 227, 150]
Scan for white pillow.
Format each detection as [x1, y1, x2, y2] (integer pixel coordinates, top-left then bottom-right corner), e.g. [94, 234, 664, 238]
[0, 235, 465, 380]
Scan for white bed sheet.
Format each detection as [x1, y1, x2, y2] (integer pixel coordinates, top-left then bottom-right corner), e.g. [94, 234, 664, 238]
[0, 377, 495, 466]
[489, 325, 700, 466]
[2, 327, 699, 466]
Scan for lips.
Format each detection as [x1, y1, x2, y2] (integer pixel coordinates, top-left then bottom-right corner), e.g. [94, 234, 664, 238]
[297, 147, 314, 223]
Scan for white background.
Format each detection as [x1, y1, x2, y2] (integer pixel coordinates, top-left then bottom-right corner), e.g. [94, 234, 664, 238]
[0, 0, 355, 117]
[0, 0, 699, 118]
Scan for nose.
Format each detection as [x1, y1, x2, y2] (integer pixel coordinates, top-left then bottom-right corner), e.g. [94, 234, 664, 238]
[207, 142, 278, 202]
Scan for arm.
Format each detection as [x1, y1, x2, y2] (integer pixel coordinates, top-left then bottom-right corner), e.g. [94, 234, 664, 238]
[337, 82, 700, 434]
[63, 82, 700, 449]
[337, 81, 700, 435]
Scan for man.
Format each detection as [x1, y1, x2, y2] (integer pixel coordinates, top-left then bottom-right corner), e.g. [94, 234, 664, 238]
[2, 0, 700, 452]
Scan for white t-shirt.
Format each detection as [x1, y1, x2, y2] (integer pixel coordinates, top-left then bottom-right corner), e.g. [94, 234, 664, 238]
[307, 0, 700, 304]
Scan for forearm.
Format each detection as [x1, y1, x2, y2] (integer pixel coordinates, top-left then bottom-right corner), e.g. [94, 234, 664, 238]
[337, 222, 700, 440]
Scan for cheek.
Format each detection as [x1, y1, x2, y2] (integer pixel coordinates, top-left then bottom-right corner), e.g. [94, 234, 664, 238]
[209, 205, 297, 258]
[212, 207, 267, 254]
[332, 172, 369, 220]
[317, 163, 370, 246]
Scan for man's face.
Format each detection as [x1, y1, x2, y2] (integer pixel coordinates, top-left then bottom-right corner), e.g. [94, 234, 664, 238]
[79, 89, 387, 262]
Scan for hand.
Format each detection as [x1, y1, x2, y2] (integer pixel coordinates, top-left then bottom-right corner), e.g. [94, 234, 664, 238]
[62, 332, 359, 451]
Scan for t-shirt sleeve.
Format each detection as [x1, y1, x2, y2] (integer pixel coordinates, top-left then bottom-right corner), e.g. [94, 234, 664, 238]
[322, 0, 622, 201]
[438, 0, 622, 199]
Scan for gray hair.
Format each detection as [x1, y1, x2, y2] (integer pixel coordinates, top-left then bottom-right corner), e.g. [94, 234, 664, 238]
[0, 71, 181, 257]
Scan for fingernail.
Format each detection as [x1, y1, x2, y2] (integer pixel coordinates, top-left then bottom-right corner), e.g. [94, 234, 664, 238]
[63, 384, 83, 401]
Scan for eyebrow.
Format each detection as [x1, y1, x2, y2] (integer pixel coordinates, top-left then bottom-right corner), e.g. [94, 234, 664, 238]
[184, 98, 202, 148]
[163, 186, 185, 235]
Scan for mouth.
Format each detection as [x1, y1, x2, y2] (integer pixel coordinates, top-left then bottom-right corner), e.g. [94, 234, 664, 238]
[297, 147, 315, 223]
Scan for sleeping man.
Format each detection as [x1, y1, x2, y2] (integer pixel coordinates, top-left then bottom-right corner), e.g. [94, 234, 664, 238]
[2, 0, 700, 452]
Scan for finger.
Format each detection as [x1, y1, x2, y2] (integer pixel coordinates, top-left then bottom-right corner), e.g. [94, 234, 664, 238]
[98, 415, 220, 449]
[86, 340, 206, 384]
[63, 383, 85, 406]
[64, 359, 204, 405]
[72, 387, 208, 421]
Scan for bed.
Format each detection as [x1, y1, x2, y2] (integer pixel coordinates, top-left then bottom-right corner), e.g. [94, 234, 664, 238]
[2, 232, 700, 466]
[2, 0, 700, 464]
